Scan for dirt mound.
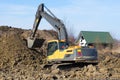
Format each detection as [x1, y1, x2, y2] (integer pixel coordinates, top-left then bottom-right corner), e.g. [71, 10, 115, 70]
[0, 26, 120, 80]
[0, 26, 42, 79]
[0, 26, 56, 79]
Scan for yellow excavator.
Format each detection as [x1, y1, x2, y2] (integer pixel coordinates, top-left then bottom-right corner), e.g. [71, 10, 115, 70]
[27, 3, 98, 64]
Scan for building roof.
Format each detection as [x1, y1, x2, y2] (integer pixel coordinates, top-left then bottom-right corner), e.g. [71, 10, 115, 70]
[76, 31, 114, 44]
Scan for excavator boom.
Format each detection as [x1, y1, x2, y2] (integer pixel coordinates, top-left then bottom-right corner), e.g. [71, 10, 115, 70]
[27, 3, 68, 48]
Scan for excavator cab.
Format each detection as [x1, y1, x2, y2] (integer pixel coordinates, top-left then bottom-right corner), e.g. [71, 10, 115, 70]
[47, 40, 67, 56]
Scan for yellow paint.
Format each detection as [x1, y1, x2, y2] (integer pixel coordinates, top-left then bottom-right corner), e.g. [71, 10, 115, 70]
[36, 18, 39, 23]
[48, 39, 65, 43]
[47, 39, 81, 60]
[47, 46, 81, 60]
[77, 49, 81, 52]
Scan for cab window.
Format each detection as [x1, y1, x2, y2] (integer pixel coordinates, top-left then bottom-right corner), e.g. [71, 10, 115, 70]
[59, 42, 66, 50]
[47, 42, 58, 56]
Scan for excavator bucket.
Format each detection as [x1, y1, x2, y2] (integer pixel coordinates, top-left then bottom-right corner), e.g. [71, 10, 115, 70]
[27, 37, 36, 48]
[27, 37, 45, 48]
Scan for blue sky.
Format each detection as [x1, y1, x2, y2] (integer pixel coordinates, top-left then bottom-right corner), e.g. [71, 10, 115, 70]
[0, 0, 120, 39]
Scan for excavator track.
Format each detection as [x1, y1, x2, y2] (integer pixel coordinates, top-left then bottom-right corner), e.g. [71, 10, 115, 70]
[41, 62, 76, 70]
[41, 62, 98, 70]
[51, 64, 59, 70]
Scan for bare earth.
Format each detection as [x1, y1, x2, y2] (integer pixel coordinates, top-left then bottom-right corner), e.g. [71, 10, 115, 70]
[0, 26, 120, 80]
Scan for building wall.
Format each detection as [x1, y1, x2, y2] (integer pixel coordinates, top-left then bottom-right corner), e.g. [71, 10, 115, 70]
[79, 36, 87, 47]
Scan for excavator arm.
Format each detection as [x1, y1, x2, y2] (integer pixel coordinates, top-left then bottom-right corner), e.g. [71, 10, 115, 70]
[27, 3, 68, 48]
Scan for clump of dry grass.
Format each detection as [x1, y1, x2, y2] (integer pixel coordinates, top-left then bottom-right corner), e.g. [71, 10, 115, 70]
[112, 39, 120, 54]
[97, 39, 120, 54]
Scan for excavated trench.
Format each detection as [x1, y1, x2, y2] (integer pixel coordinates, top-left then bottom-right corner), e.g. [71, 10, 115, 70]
[0, 26, 120, 80]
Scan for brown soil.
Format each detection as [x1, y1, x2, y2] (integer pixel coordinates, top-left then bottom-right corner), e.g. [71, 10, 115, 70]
[0, 26, 120, 80]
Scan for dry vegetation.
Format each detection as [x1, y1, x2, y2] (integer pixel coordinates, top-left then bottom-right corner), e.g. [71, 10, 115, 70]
[0, 26, 120, 80]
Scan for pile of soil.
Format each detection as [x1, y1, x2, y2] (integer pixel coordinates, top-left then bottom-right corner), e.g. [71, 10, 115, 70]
[0, 26, 120, 80]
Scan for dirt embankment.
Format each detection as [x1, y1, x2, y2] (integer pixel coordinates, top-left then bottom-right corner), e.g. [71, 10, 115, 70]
[0, 26, 120, 80]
